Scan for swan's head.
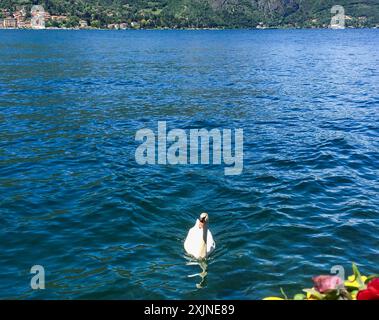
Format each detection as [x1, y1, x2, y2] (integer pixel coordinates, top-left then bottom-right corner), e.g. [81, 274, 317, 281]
[200, 212, 209, 223]
[198, 212, 209, 229]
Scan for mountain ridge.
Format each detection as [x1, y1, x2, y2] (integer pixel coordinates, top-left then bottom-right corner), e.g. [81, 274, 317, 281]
[1, 0, 378, 28]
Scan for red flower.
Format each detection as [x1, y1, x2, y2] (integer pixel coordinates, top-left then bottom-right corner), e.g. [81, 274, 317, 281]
[357, 278, 379, 300]
[312, 275, 343, 293]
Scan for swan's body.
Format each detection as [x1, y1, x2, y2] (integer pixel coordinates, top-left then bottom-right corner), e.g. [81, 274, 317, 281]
[184, 213, 215, 259]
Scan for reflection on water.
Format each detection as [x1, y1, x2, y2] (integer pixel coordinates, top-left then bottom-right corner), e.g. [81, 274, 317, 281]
[186, 257, 208, 289]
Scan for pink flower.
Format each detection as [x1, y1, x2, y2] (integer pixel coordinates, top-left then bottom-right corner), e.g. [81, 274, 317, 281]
[312, 275, 343, 293]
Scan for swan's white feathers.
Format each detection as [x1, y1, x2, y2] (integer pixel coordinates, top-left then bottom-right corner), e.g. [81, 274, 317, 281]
[184, 219, 215, 259]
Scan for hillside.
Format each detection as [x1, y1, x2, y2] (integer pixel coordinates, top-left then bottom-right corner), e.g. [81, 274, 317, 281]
[1, 0, 378, 28]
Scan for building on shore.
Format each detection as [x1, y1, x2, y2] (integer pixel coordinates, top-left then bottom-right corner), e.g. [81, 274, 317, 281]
[13, 7, 28, 28]
[13, 7, 26, 19]
[107, 23, 120, 29]
[51, 15, 68, 22]
[119, 23, 128, 30]
[17, 20, 31, 29]
[130, 21, 140, 29]
[3, 17, 17, 28]
[44, 12, 51, 21]
[79, 20, 88, 29]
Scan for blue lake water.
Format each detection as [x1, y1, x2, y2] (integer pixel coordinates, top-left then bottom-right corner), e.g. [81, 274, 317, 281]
[0, 29, 378, 299]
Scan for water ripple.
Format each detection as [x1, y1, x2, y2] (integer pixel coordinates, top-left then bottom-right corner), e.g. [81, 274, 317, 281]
[0, 29, 378, 299]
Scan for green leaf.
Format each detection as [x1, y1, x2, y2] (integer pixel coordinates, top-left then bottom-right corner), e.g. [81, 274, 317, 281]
[352, 262, 361, 279]
[323, 289, 340, 300]
[303, 288, 325, 300]
[342, 289, 353, 300]
[293, 293, 306, 300]
[365, 274, 379, 284]
[352, 262, 366, 290]
[280, 287, 288, 300]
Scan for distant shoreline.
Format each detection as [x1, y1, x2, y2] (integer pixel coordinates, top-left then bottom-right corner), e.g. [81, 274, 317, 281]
[1, 26, 378, 31]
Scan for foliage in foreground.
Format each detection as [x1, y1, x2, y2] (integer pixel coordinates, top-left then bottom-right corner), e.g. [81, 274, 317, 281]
[264, 263, 379, 300]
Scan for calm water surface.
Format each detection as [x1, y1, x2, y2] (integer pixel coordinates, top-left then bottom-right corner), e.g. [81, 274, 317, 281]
[0, 29, 378, 299]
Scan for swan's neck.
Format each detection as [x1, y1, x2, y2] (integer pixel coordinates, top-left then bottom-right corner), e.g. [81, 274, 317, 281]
[199, 223, 208, 258]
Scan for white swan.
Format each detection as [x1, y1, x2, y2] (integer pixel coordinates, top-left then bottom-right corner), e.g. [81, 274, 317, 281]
[184, 213, 215, 259]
